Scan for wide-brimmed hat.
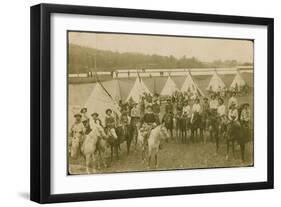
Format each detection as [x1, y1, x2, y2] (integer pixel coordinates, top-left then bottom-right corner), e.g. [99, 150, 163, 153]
[229, 103, 236, 108]
[105, 109, 112, 114]
[146, 105, 152, 110]
[80, 107, 87, 113]
[218, 97, 224, 104]
[242, 103, 250, 108]
[74, 113, 82, 118]
[91, 112, 99, 117]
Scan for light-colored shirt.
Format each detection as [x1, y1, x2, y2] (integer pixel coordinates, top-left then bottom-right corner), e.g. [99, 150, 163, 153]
[228, 97, 238, 109]
[228, 109, 238, 121]
[182, 105, 191, 117]
[71, 122, 84, 137]
[240, 109, 251, 122]
[210, 99, 219, 109]
[192, 103, 201, 113]
[217, 105, 226, 117]
[131, 106, 140, 117]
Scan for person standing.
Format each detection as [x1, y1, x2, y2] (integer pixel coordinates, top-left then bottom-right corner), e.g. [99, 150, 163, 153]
[70, 113, 85, 137]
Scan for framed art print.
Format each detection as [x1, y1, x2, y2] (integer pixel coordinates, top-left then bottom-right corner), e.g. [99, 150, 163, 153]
[30, 3, 274, 203]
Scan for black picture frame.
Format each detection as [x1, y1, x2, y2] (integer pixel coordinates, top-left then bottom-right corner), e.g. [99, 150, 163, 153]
[30, 3, 274, 204]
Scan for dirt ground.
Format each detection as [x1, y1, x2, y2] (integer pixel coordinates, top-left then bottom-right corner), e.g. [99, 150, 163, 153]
[69, 136, 253, 175]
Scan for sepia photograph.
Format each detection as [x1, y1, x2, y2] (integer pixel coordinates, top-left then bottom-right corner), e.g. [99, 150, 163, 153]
[67, 31, 254, 175]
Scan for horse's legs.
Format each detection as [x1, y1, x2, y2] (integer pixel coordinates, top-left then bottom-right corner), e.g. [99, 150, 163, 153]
[110, 146, 114, 162]
[115, 144, 119, 160]
[226, 140, 230, 160]
[240, 143, 245, 162]
[126, 139, 131, 155]
[147, 152, 151, 168]
[155, 154, 158, 168]
[215, 133, 219, 154]
[85, 154, 92, 174]
[231, 140, 235, 158]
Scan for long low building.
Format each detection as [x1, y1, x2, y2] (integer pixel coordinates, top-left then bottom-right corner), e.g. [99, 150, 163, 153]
[68, 66, 253, 79]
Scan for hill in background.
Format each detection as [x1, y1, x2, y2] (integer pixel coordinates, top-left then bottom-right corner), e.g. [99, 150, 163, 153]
[68, 44, 252, 74]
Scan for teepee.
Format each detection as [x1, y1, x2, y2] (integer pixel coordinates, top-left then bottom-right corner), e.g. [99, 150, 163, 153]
[126, 76, 151, 103]
[160, 76, 178, 96]
[229, 70, 246, 91]
[206, 71, 226, 92]
[102, 79, 122, 102]
[181, 72, 204, 98]
[85, 82, 120, 125]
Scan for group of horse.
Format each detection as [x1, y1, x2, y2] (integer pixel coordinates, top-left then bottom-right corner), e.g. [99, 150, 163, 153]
[69, 118, 170, 173]
[69, 108, 251, 174]
[168, 109, 252, 162]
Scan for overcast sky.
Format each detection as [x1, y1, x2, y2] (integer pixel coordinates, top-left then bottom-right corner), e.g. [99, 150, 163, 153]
[69, 32, 253, 63]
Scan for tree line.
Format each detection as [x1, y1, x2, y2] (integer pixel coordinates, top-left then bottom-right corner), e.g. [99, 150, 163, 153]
[68, 44, 252, 74]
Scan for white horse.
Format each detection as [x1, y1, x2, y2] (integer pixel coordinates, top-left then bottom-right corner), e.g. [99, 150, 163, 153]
[147, 124, 170, 168]
[81, 123, 107, 174]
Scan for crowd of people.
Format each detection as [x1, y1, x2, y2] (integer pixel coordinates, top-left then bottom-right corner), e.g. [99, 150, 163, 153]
[70, 90, 251, 147]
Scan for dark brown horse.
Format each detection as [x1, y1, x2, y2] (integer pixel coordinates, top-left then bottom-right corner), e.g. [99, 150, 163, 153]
[175, 115, 190, 144]
[226, 121, 251, 161]
[190, 112, 204, 143]
[106, 125, 132, 161]
[208, 111, 220, 152]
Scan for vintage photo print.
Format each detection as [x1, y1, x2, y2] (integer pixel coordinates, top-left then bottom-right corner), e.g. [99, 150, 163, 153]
[67, 31, 254, 175]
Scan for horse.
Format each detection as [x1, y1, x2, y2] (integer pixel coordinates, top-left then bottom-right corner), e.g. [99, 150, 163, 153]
[81, 123, 108, 174]
[106, 124, 131, 161]
[162, 112, 174, 140]
[190, 112, 204, 143]
[147, 124, 170, 168]
[208, 111, 220, 153]
[175, 115, 190, 144]
[226, 121, 251, 162]
[129, 117, 141, 152]
[137, 128, 147, 163]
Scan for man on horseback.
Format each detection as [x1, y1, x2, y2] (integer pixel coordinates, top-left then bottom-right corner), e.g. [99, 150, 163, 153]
[228, 92, 238, 110]
[91, 112, 103, 127]
[191, 98, 201, 124]
[140, 105, 160, 148]
[240, 103, 251, 128]
[105, 109, 118, 140]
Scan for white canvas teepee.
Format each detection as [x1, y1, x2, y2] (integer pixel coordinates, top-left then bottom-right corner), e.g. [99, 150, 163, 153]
[206, 71, 226, 92]
[230, 71, 246, 91]
[181, 72, 204, 98]
[102, 79, 122, 102]
[126, 76, 151, 102]
[85, 82, 120, 125]
[160, 76, 178, 96]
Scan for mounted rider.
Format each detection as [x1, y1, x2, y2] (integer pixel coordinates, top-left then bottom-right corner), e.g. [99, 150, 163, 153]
[104, 108, 118, 140]
[240, 103, 251, 128]
[190, 98, 201, 124]
[140, 105, 160, 145]
[217, 97, 227, 123]
[228, 92, 238, 109]
[80, 107, 90, 124]
[91, 112, 103, 127]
